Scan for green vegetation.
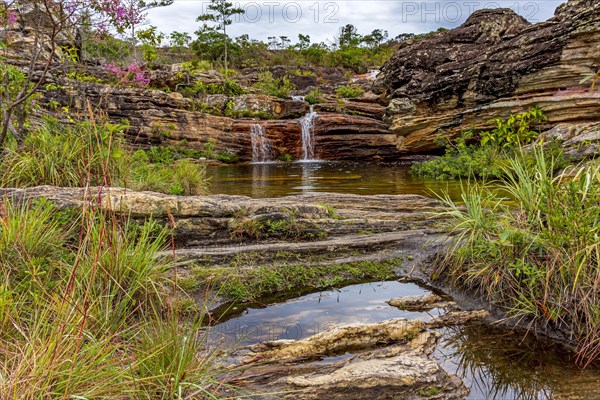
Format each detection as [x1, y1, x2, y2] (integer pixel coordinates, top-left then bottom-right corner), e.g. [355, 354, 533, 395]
[411, 108, 555, 180]
[278, 153, 294, 163]
[0, 118, 211, 196]
[192, 259, 401, 302]
[335, 85, 365, 99]
[317, 202, 340, 219]
[0, 199, 232, 398]
[192, 79, 246, 96]
[437, 145, 600, 365]
[305, 87, 324, 105]
[253, 70, 296, 98]
[229, 210, 328, 241]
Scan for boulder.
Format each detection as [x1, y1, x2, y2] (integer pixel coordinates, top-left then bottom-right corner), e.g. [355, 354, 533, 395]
[375, 0, 600, 153]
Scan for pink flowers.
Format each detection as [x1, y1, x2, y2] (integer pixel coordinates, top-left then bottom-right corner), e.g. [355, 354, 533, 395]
[104, 60, 151, 87]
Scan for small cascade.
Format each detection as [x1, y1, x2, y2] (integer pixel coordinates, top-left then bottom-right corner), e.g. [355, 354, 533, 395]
[300, 105, 318, 161]
[250, 124, 272, 163]
[291, 95, 306, 102]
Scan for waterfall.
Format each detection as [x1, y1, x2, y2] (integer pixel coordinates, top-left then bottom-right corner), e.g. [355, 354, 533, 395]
[250, 124, 272, 163]
[300, 105, 318, 161]
[291, 95, 305, 102]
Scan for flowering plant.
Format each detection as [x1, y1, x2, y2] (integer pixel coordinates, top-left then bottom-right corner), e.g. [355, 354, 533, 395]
[104, 60, 150, 87]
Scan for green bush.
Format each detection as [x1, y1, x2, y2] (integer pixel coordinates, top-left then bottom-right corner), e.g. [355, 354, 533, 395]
[253, 71, 296, 98]
[411, 108, 556, 180]
[192, 79, 246, 96]
[305, 87, 323, 105]
[335, 85, 364, 98]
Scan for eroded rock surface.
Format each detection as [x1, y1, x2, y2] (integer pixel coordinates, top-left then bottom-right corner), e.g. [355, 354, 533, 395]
[228, 313, 488, 399]
[375, 0, 600, 154]
[388, 294, 454, 311]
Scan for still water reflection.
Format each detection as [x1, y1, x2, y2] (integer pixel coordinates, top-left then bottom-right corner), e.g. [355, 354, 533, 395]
[207, 161, 463, 199]
[213, 281, 600, 400]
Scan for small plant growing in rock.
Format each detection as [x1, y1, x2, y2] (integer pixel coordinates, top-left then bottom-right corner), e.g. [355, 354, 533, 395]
[335, 85, 364, 98]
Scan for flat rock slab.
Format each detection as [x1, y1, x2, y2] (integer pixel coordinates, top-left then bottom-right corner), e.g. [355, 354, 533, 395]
[388, 294, 455, 311]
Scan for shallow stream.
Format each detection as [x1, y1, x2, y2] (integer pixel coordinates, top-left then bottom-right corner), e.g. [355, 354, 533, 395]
[213, 281, 600, 400]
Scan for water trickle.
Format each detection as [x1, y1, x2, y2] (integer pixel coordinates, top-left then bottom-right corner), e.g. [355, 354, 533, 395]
[291, 95, 306, 102]
[300, 105, 318, 161]
[250, 124, 272, 163]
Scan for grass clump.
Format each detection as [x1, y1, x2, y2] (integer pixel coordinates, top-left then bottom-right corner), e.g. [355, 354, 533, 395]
[229, 211, 327, 241]
[437, 145, 600, 365]
[129, 150, 209, 196]
[0, 118, 211, 196]
[0, 199, 233, 398]
[0, 118, 127, 187]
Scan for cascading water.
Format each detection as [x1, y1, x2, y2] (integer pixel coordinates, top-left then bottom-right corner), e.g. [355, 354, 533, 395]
[299, 105, 318, 161]
[250, 124, 272, 163]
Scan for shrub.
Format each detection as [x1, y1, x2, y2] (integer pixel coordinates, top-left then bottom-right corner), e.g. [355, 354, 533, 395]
[193, 79, 246, 96]
[305, 87, 323, 105]
[411, 108, 555, 180]
[335, 85, 364, 98]
[253, 71, 296, 98]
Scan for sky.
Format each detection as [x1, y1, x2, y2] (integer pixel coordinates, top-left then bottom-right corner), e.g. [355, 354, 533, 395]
[146, 0, 566, 45]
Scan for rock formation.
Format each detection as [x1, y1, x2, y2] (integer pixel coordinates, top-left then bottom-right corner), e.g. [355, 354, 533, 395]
[375, 0, 600, 153]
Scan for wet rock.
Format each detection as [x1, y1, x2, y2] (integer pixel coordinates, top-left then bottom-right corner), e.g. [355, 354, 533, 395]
[388, 294, 454, 311]
[244, 318, 425, 362]
[230, 320, 469, 400]
[426, 310, 490, 329]
[280, 355, 468, 400]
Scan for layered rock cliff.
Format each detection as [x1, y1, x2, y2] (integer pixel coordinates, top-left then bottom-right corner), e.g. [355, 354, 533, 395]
[375, 0, 600, 153]
[40, 79, 398, 162]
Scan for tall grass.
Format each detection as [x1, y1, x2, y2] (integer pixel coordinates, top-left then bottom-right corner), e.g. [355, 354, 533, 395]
[0, 117, 210, 196]
[0, 198, 234, 398]
[0, 118, 127, 187]
[438, 145, 600, 365]
[0, 106, 236, 397]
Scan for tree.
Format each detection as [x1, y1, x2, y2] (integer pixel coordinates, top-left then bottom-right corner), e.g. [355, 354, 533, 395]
[295, 34, 310, 51]
[169, 31, 191, 59]
[118, 0, 173, 59]
[136, 25, 164, 64]
[338, 24, 361, 49]
[196, 0, 243, 77]
[363, 29, 388, 49]
[0, 0, 145, 151]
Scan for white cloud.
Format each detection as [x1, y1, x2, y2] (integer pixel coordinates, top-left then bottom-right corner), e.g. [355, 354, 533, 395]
[146, 0, 565, 45]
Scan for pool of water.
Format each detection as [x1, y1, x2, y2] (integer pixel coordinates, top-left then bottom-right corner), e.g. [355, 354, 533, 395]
[212, 281, 600, 400]
[206, 161, 462, 199]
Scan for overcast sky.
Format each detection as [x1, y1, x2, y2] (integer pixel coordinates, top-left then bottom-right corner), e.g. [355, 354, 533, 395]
[146, 0, 566, 45]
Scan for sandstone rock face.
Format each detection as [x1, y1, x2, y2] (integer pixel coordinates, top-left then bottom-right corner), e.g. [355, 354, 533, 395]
[376, 0, 600, 153]
[41, 80, 398, 161]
